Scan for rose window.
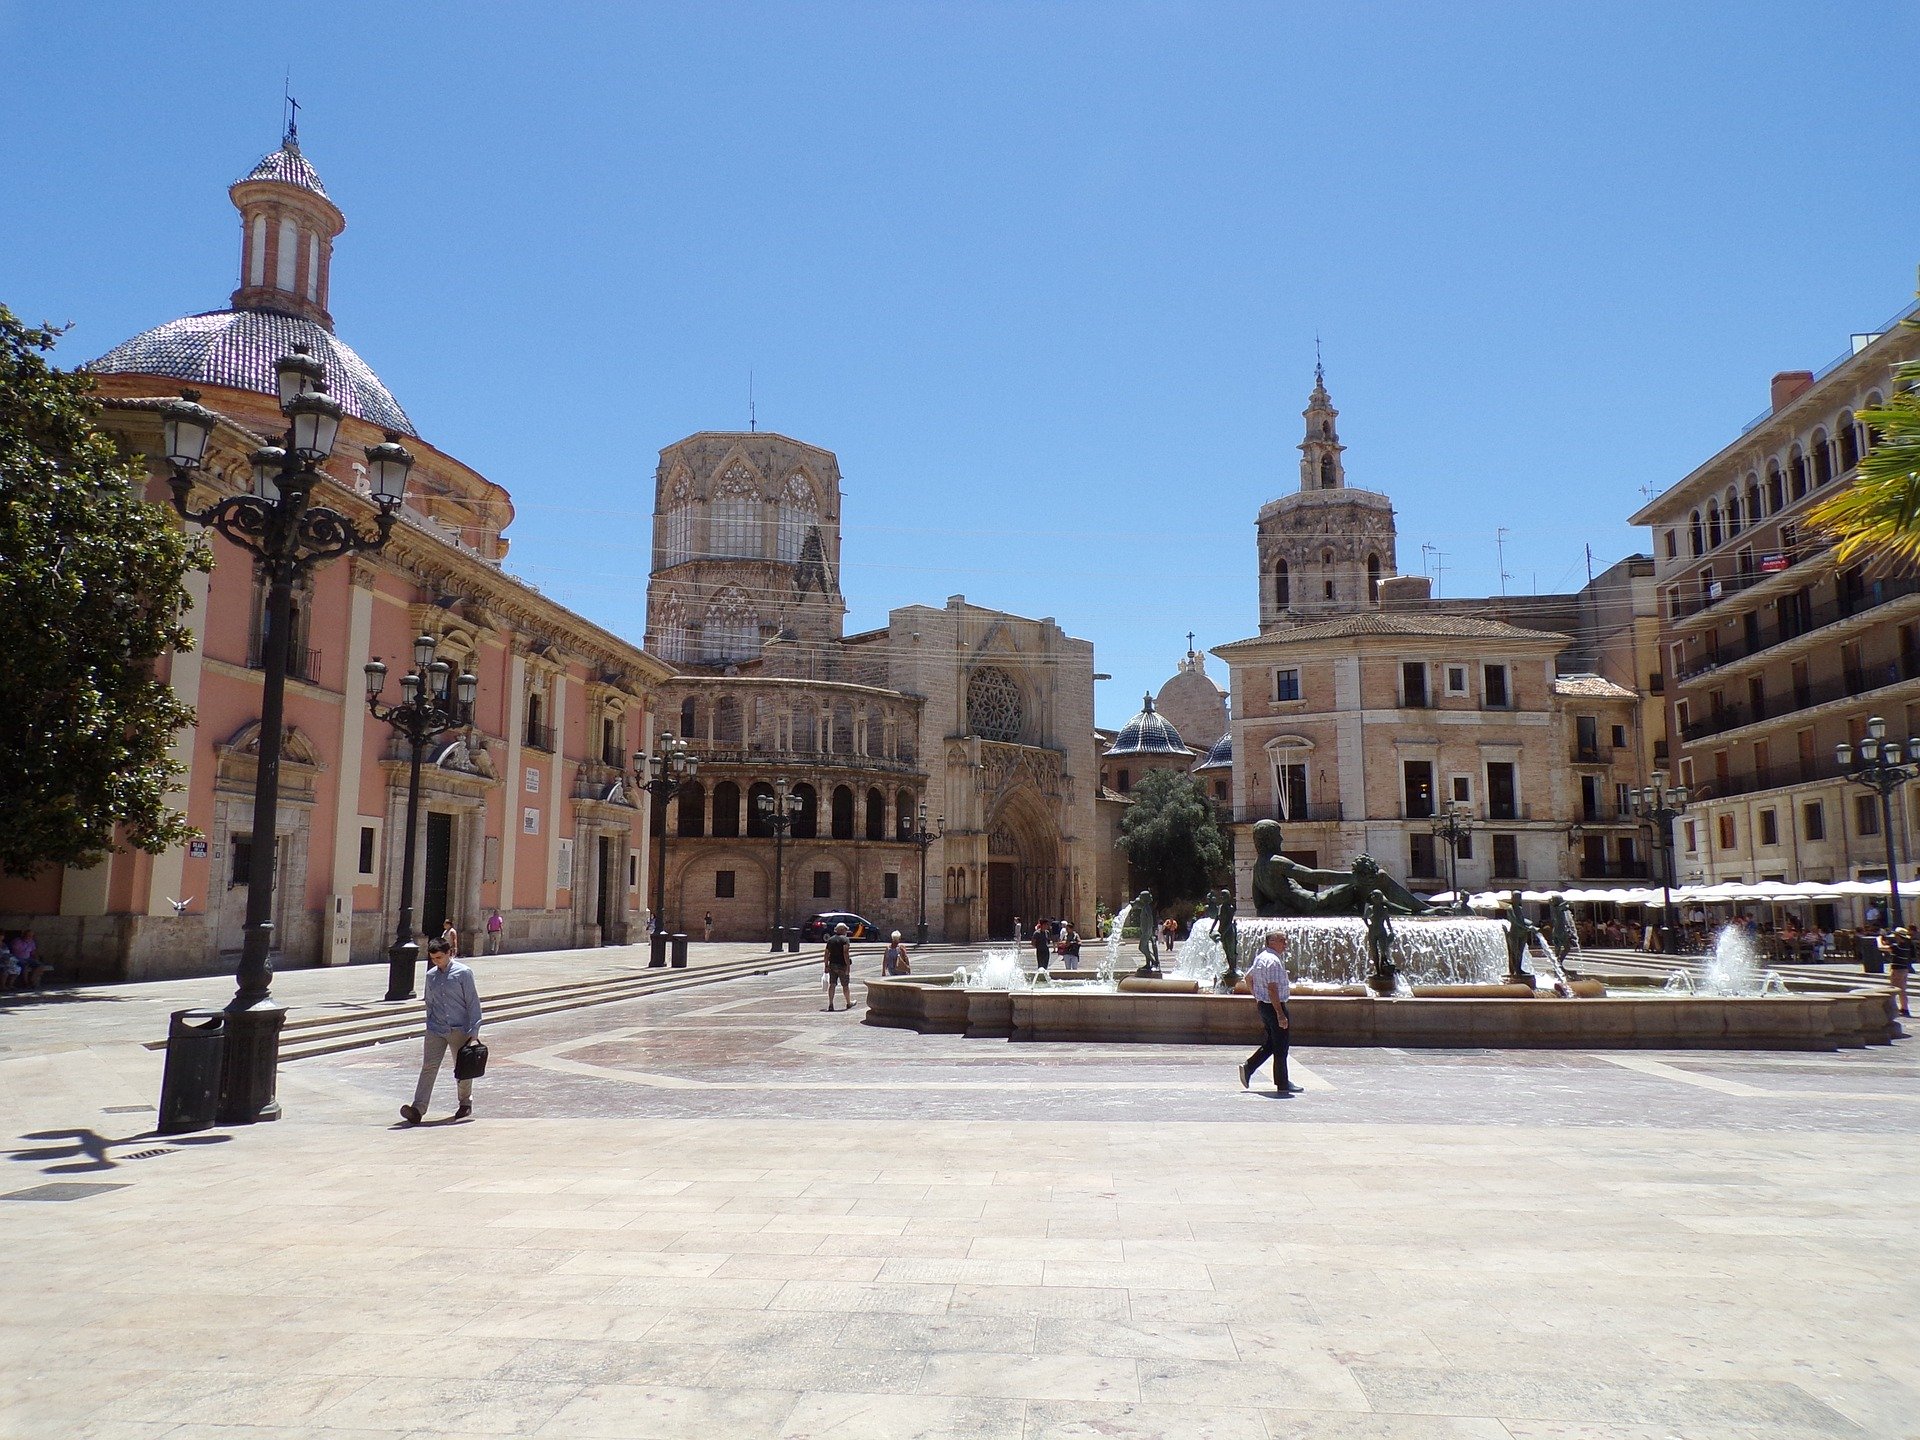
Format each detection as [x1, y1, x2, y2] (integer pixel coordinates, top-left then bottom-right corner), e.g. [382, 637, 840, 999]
[967, 666, 1022, 742]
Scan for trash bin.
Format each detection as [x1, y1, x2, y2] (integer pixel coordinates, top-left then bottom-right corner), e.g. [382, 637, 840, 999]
[649, 932, 668, 967]
[787, 932, 801, 954]
[158, 1009, 226, 1135]
[670, 933, 689, 968]
[1859, 934, 1885, 974]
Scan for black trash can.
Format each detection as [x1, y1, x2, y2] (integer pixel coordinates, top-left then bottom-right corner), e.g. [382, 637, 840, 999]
[1859, 934, 1886, 974]
[158, 1009, 226, 1135]
[649, 932, 669, 967]
[787, 932, 801, 954]
[670, 933, 689, 968]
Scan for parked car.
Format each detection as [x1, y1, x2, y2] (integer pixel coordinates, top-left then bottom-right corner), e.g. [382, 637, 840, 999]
[801, 911, 878, 941]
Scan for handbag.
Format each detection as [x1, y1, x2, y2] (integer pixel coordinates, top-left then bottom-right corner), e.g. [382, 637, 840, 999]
[454, 1037, 489, 1081]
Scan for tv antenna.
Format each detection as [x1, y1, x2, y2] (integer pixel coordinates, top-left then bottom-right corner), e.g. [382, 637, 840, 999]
[1496, 527, 1511, 597]
[748, 370, 756, 433]
[1420, 542, 1447, 597]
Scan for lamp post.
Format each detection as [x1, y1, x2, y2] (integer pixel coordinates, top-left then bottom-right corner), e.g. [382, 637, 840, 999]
[1430, 803, 1473, 913]
[756, 777, 804, 951]
[909, 802, 944, 946]
[636, 731, 698, 952]
[365, 635, 476, 1001]
[1629, 772, 1690, 950]
[158, 347, 411, 1123]
[1837, 715, 1918, 928]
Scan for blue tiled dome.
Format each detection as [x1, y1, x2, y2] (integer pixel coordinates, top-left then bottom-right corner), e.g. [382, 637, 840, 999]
[88, 309, 415, 436]
[1103, 694, 1191, 758]
[1194, 732, 1232, 772]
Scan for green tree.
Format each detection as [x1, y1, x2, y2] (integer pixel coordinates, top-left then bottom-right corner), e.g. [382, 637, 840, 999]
[1116, 768, 1230, 909]
[0, 306, 208, 877]
[1809, 308, 1920, 563]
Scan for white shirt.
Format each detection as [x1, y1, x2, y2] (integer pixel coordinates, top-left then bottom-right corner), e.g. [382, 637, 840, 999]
[1246, 947, 1291, 1006]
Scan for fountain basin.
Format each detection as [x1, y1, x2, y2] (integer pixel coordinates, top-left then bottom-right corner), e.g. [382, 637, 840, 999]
[863, 975, 1899, 1050]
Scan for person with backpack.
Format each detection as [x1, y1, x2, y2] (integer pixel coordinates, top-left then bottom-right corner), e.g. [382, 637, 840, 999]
[823, 922, 855, 1011]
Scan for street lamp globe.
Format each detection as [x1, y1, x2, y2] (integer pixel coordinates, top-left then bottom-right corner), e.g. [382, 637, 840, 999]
[248, 446, 287, 500]
[286, 389, 343, 463]
[1836, 741, 1854, 768]
[412, 633, 437, 669]
[274, 345, 325, 406]
[457, 671, 479, 709]
[364, 435, 415, 507]
[160, 392, 217, 470]
[363, 659, 387, 701]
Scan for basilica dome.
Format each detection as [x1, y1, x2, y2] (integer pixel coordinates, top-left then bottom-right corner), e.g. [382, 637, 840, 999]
[1194, 731, 1232, 772]
[1103, 694, 1192, 758]
[89, 309, 415, 436]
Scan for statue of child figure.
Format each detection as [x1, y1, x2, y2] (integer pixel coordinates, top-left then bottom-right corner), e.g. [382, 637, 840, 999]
[1131, 890, 1160, 976]
[1209, 888, 1238, 989]
[1364, 894, 1399, 996]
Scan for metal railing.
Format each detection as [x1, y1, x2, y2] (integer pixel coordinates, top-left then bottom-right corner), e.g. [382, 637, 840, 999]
[1675, 578, 1920, 683]
[1668, 537, 1834, 623]
[249, 643, 321, 684]
[1577, 859, 1653, 880]
[522, 721, 555, 752]
[1679, 648, 1920, 742]
[1234, 802, 1344, 824]
[675, 745, 925, 776]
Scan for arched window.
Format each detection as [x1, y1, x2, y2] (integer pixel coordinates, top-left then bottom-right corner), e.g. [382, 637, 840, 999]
[1706, 501, 1722, 549]
[831, 702, 854, 754]
[710, 466, 761, 558]
[1319, 454, 1336, 488]
[1744, 475, 1762, 524]
[1865, 394, 1886, 452]
[655, 593, 689, 664]
[1367, 552, 1381, 602]
[710, 780, 741, 837]
[1766, 463, 1784, 513]
[1689, 511, 1704, 556]
[676, 780, 706, 838]
[704, 587, 758, 663]
[746, 781, 775, 837]
[523, 688, 545, 748]
[865, 788, 886, 841]
[896, 788, 915, 839]
[663, 473, 695, 565]
[714, 696, 742, 747]
[1789, 446, 1808, 499]
[1723, 486, 1741, 537]
[1839, 413, 1860, 472]
[1812, 429, 1833, 486]
[830, 785, 855, 840]
[776, 473, 818, 562]
[680, 697, 698, 737]
[1275, 558, 1290, 608]
[790, 782, 818, 839]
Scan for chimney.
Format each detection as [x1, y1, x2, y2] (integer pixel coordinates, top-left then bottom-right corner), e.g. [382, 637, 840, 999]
[1377, 575, 1432, 606]
[1771, 370, 1816, 413]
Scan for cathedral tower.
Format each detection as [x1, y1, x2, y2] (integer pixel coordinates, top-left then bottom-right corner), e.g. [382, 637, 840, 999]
[1255, 366, 1399, 631]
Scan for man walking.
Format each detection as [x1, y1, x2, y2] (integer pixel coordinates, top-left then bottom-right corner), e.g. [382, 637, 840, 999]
[401, 938, 483, 1124]
[1238, 930, 1302, 1095]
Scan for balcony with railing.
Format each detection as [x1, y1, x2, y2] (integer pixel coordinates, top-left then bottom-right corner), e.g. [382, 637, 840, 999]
[1693, 753, 1849, 801]
[250, 643, 322, 685]
[1668, 537, 1834, 624]
[522, 721, 555, 753]
[1577, 859, 1653, 880]
[1679, 647, 1920, 743]
[1675, 578, 1920, 685]
[1235, 802, 1344, 824]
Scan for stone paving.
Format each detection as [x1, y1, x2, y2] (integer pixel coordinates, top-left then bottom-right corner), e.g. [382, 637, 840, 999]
[3, 953, 1918, 1438]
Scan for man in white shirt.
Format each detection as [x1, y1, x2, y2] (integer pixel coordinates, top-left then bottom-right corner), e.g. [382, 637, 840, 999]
[1239, 930, 1302, 1095]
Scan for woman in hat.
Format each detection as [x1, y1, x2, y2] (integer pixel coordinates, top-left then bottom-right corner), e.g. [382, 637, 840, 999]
[1878, 925, 1913, 1019]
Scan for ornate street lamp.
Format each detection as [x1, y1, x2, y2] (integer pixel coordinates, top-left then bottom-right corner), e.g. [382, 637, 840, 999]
[756, 777, 805, 951]
[1837, 715, 1918, 928]
[636, 731, 699, 960]
[158, 348, 409, 1124]
[1629, 772, 1690, 950]
[908, 803, 944, 946]
[366, 635, 477, 1001]
[1430, 804, 1473, 913]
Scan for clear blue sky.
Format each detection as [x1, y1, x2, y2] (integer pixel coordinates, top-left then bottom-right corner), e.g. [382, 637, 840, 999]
[6, 3, 1917, 728]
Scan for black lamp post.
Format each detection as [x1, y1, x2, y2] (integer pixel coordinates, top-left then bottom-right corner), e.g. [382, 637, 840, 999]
[756, 777, 803, 951]
[637, 731, 698, 950]
[158, 346, 410, 1124]
[365, 635, 477, 1001]
[1837, 715, 1917, 928]
[1430, 803, 1473, 913]
[1629, 772, 1690, 950]
[909, 802, 944, 946]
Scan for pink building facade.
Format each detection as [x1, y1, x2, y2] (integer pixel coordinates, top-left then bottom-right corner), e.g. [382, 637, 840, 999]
[0, 130, 672, 981]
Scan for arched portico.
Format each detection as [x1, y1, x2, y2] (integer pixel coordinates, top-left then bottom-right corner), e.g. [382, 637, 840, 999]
[983, 787, 1062, 941]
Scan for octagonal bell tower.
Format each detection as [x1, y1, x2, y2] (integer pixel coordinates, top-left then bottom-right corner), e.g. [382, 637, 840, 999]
[1255, 365, 1399, 632]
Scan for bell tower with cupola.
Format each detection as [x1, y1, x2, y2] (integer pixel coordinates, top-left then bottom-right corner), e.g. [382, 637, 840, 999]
[1255, 365, 1400, 631]
[228, 121, 345, 329]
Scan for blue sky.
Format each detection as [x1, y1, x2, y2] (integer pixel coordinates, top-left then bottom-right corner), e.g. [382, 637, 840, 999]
[5, 3, 1917, 729]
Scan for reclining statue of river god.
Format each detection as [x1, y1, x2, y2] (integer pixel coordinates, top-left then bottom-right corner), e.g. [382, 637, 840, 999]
[1250, 819, 1432, 918]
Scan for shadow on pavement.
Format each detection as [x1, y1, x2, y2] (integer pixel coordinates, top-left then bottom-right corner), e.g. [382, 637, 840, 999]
[6, 1127, 232, 1174]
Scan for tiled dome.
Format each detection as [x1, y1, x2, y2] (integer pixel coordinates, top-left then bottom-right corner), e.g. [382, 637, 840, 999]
[1193, 732, 1232, 772]
[1103, 694, 1191, 758]
[238, 138, 329, 198]
[88, 309, 416, 436]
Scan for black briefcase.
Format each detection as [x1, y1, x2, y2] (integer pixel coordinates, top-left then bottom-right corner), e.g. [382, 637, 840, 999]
[454, 1038, 489, 1080]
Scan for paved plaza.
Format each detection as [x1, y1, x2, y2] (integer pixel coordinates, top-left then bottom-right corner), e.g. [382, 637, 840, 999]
[3, 949, 1919, 1438]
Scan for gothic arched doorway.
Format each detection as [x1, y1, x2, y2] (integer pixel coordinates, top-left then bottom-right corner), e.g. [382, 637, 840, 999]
[984, 788, 1061, 941]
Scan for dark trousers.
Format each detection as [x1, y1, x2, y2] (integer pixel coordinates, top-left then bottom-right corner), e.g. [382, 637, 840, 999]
[1245, 1000, 1290, 1088]
[1033, 941, 1050, 970]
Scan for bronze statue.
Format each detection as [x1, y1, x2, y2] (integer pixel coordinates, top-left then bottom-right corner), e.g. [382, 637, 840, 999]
[1364, 895, 1399, 996]
[1504, 890, 1538, 985]
[1547, 894, 1577, 963]
[1130, 889, 1160, 977]
[1250, 820, 1431, 918]
[1210, 888, 1239, 988]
